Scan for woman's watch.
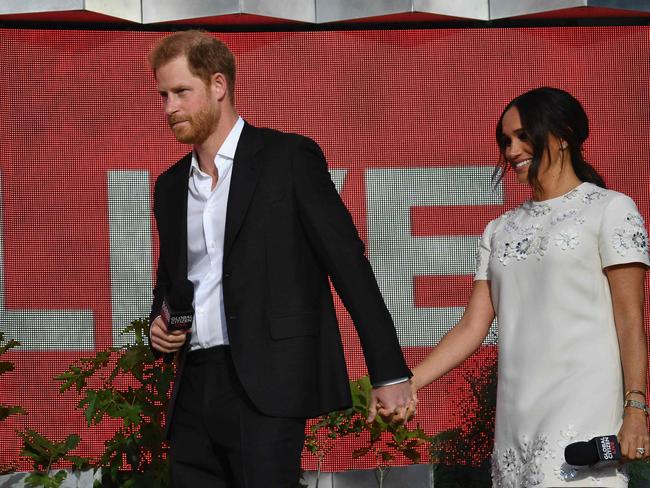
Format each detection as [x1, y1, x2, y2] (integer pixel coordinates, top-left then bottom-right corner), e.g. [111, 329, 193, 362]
[624, 398, 650, 415]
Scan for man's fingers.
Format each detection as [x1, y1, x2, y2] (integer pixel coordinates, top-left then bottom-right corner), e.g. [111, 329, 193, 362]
[150, 318, 188, 353]
[367, 398, 378, 423]
[152, 335, 185, 352]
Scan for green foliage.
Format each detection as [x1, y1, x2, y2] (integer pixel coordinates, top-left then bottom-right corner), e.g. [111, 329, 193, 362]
[12, 323, 650, 488]
[0, 332, 26, 475]
[304, 377, 369, 461]
[628, 459, 650, 488]
[23, 470, 68, 488]
[18, 429, 88, 488]
[0, 332, 26, 422]
[52, 318, 174, 487]
[305, 375, 431, 474]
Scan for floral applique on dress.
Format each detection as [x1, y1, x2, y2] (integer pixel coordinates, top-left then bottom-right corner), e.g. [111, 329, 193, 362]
[555, 229, 580, 250]
[582, 190, 606, 204]
[492, 426, 627, 487]
[523, 201, 552, 217]
[551, 208, 584, 226]
[611, 212, 649, 257]
[497, 225, 550, 266]
[492, 434, 555, 488]
[563, 188, 582, 201]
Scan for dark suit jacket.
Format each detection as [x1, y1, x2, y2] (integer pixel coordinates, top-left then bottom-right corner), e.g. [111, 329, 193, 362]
[150, 123, 410, 423]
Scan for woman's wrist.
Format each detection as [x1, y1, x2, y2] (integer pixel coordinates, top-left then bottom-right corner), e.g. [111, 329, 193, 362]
[624, 407, 648, 421]
[624, 398, 650, 417]
[410, 371, 422, 391]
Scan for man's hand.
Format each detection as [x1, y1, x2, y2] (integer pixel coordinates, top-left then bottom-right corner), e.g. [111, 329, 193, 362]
[149, 315, 189, 354]
[367, 381, 417, 425]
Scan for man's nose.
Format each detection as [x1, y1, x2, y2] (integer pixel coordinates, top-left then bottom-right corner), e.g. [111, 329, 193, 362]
[164, 96, 178, 115]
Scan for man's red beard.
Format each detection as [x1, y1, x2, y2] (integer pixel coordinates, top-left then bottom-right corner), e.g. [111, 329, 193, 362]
[168, 103, 220, 145]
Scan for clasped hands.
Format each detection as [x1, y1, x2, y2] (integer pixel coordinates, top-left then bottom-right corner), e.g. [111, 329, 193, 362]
[367, 380, 418, 425]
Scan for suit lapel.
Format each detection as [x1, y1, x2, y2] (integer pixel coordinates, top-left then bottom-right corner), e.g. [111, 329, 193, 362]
[224, 123, 263, 260]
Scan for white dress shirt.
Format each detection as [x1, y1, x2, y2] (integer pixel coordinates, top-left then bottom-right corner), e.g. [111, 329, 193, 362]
[186, 116, 244, 350]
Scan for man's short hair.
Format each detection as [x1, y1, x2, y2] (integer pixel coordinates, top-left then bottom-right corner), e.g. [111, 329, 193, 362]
[149, 30, 236, 102]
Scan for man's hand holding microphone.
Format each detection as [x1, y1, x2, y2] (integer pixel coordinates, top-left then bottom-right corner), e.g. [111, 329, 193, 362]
[150, 280, 194, 354]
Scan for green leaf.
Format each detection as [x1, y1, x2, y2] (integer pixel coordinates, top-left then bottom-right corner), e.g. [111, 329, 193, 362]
[80, 390, 100, 425]
[0, 361, 15, 374]
[379, 450, 394, 462]
[24, 470, 67, 488]
[63, 434, 80, 452]
[0, 338, 20, 355]
[349, 376, 373, 415]
[0, 405, 26, 421]
[118, 348, 145, 375]
[18, 430, 82, 473]
[67, 455, 92, 471]
[351, 446, 371, 459]
[403, 448, 421, 464]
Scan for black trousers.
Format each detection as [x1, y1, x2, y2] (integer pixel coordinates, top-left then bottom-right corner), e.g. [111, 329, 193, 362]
[169, 346, 306, 488]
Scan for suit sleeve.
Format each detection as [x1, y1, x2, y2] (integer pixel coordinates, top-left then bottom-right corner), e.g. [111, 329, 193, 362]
[291, 136, 411, 384]
[149, 177, 170, 360]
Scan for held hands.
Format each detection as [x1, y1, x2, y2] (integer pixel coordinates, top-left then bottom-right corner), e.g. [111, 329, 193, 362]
[367, 379, 418, 425]
[618, 407, 650, 462]
[149, 315, 190, 354]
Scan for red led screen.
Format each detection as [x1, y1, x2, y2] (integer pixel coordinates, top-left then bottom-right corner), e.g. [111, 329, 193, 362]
[0, 26, 648, 472]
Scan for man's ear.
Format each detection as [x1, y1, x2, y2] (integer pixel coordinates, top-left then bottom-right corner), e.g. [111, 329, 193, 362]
[210, 72, 228, 101]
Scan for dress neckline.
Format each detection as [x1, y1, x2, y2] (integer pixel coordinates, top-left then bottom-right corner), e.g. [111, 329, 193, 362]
[529, 182, 590, 206]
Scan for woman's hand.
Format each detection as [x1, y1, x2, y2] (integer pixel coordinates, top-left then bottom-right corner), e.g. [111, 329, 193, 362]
[618, 407, 650, 462]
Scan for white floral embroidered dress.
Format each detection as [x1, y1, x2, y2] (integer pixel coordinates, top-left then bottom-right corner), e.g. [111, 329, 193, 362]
[475, 183, 650, 488]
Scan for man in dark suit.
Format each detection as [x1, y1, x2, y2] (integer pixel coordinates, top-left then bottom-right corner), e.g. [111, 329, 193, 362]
[148, 30, 414, 488]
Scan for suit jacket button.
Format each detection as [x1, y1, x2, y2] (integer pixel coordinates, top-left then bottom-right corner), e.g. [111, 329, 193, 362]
[229, 315, 237, 320]
[224, 273, 231, 278]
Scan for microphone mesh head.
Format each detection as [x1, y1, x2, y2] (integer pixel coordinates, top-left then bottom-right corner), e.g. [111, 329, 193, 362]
[564, 441, 598, 466]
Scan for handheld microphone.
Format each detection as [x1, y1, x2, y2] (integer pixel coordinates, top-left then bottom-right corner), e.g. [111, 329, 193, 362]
[564, 435, 621, 468]
[160, 280, 195, 332]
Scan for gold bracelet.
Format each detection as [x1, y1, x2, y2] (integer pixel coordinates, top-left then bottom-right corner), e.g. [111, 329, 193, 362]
[625, 389, 646, 399]
[624, 398, 650, 415]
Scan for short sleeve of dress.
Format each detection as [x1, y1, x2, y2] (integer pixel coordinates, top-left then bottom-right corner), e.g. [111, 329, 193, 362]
[599, 194, 650, 269]
[474, 219, 495, 281]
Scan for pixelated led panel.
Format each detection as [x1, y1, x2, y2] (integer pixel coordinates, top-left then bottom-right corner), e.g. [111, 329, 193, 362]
[0, 27, 648, 472]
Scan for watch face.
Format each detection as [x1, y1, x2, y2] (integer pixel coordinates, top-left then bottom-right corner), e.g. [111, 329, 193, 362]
[625, 399, 650, 415]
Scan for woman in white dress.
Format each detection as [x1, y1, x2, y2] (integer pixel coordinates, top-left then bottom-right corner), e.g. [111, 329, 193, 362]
[408, 87, 650, 487]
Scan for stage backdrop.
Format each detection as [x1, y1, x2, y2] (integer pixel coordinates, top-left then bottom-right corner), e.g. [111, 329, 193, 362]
[0, 26, 648, 471]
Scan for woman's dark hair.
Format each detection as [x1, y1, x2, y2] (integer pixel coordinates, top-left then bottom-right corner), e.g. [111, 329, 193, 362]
[494, 87, 606, 192]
